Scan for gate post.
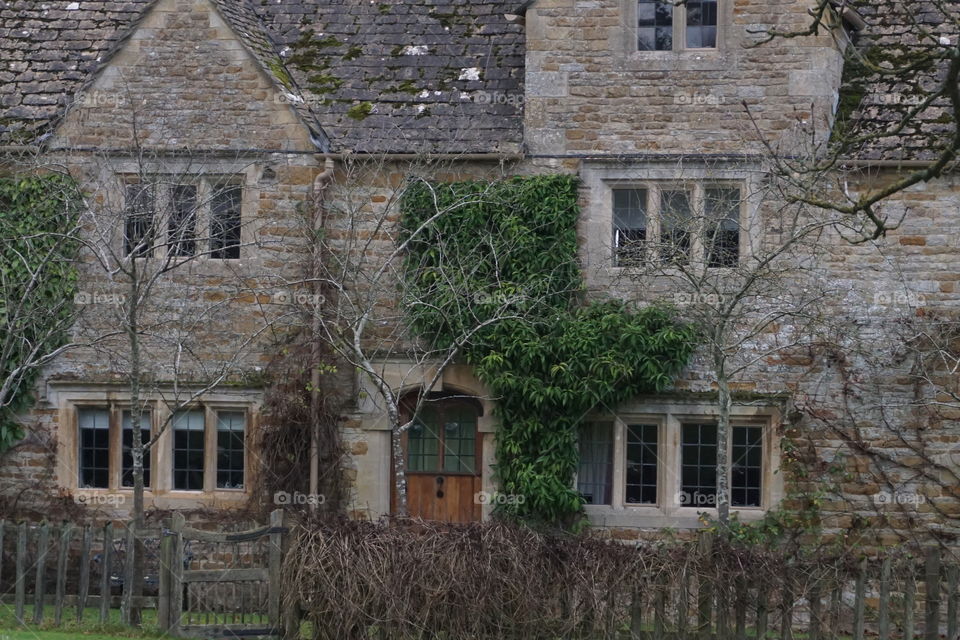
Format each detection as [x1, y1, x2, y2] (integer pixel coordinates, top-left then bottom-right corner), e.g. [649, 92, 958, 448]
[158, 518, 172, 632]
[169, 513, 186, 637]
[268, 509, 284, 633]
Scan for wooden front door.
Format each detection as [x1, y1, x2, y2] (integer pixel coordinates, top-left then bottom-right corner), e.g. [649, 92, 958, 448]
[396, 400, 482, 523]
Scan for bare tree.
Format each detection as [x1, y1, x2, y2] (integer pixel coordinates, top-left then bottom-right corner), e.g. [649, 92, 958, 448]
[605, 159, 853, 522]
[753, 0, 960, 237]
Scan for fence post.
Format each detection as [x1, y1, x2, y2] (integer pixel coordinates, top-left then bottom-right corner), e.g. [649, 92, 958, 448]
[678, 570, 690, 638]
[268, 509, 284, 633]
[629, 583, 643, 640]
[158, 519, 172, 632]
[734, 577, 747, 640]
[654, 573, 666, 640]
[781, 563, 795, 640]
[32, 522, 49, 624]
[15, 521, 26, 623]
[698, 532, 714, 640]
[77, 525, 92, 624]
[853, 557, 866, 640]
[925, 547, 941, 640]
[904, 562, 916, 640]
[878, 556, 891, 640]
[756, 583, 769, 640]
[829, 586, 841, 640]
[99, 522, 113, 624]
[120, 524, 135, 625]
[0, 519, 5, 591]
[809, 577, 821, 640]
[169, 513, 185, 636]
[54, 522, 73, 626]
[947, 564, 958, 640]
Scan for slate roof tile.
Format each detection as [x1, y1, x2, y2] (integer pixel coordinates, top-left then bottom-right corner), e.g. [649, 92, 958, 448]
[0, 0, 526, 154]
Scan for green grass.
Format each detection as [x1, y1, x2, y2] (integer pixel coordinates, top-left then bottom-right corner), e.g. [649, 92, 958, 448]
[0, 604, 164, 639]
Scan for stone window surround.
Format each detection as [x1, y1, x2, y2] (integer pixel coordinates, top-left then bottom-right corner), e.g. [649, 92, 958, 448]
[106, 159, 261, 264]
[580, 160, 764, 274]
[580, 398, 783, 530]
[52, 384, 261, 507]
[617, 0, 733, 64]
[612, 181, 743, 268]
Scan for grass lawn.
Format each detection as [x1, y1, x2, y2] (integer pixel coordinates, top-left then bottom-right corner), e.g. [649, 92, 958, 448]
[0, 604, 165, 639]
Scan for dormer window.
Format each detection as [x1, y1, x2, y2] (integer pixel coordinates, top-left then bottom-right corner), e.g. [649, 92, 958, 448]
[638, 0, 718, 51]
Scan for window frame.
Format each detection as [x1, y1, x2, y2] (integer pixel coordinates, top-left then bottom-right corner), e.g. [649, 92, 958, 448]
[61, 394, 255, 504]
[76, 403, 156, 493]
[611, 181, 745, 269]
[576, 404, 781, 527]
[630, 0, 722, 53]
[121, 174, 244, 261]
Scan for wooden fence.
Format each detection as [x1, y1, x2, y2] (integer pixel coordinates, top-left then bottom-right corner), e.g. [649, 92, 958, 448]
[158, 510, 288, 638]
[0, 518, 160, 625]
[0, 511, 288, 639]
[622, 543, 960, 640]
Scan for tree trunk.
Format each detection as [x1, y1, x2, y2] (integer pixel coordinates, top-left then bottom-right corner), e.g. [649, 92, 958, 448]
[127, 274, 144, 625]
[715, 363, 731, 525]
[390, 409, 408, 516]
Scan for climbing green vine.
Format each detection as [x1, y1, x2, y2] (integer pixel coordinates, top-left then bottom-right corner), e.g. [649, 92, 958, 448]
[0, 174, 82, 452]
[401, 174, 698, 527]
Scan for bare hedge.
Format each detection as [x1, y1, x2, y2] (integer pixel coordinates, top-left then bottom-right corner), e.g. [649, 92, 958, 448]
[282, 518, 875, 640]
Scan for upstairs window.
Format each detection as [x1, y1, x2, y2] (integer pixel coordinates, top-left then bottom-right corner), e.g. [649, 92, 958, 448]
[210, 184, 242, 260]
[612, 183, 742, 268]
[638, 0, 718, 51]
[124, 184, 156, 258]
[122, 176, 243, 260]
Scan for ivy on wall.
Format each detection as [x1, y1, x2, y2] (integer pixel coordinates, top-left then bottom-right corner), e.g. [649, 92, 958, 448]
[0, 174, 81, 452]
[401, 174, 697, 527]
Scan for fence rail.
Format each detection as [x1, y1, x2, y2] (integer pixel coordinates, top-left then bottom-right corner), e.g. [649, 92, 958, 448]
[0, 518, 161, 626]
[0, 511, 286, 638]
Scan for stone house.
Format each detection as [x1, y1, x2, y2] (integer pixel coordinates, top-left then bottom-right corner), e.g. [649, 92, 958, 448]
[0, 0, 955, 539]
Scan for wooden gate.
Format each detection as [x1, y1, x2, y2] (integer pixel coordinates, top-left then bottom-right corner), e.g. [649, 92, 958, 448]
[158, 510, 288, 638]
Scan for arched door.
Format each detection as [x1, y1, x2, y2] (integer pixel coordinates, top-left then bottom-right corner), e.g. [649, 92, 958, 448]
[394, 397, 482, 522]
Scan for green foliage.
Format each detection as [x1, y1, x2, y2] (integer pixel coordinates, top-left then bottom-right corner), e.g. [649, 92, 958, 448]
[400, 175, 697, 527]
[0, 174, 82, 452]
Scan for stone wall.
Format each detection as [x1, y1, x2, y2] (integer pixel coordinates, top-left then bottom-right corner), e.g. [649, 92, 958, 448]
[524, 0, 847, 155]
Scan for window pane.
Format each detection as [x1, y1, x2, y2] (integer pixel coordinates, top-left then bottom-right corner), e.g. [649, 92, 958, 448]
[408, 412, 440, 472]
[169, 184, 198, 257]
[638, 1, 673, 51]
[626, 424, 658, 504]
[216, 411, 245, 489]
[732, 426, 763, 507]
[173, 410, 205, 490]
[210, 184, 242, 259]
[124, 183, 155, 257]
[78, 409, 110, 489]
[121, 410, 151, 488]
[578, 422, 613, 505]
[442, 407, 477, 474]
[660, 189, 692, 265]
[706, 187, 741, 268]
[686, 0, 718, 49]
[613, 189, 648, 267]
[680, 423, 717, 508]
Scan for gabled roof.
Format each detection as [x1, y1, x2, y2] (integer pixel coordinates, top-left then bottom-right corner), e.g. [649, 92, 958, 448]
[840, 0, 958, 163]
[0, 0, 526, 154]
